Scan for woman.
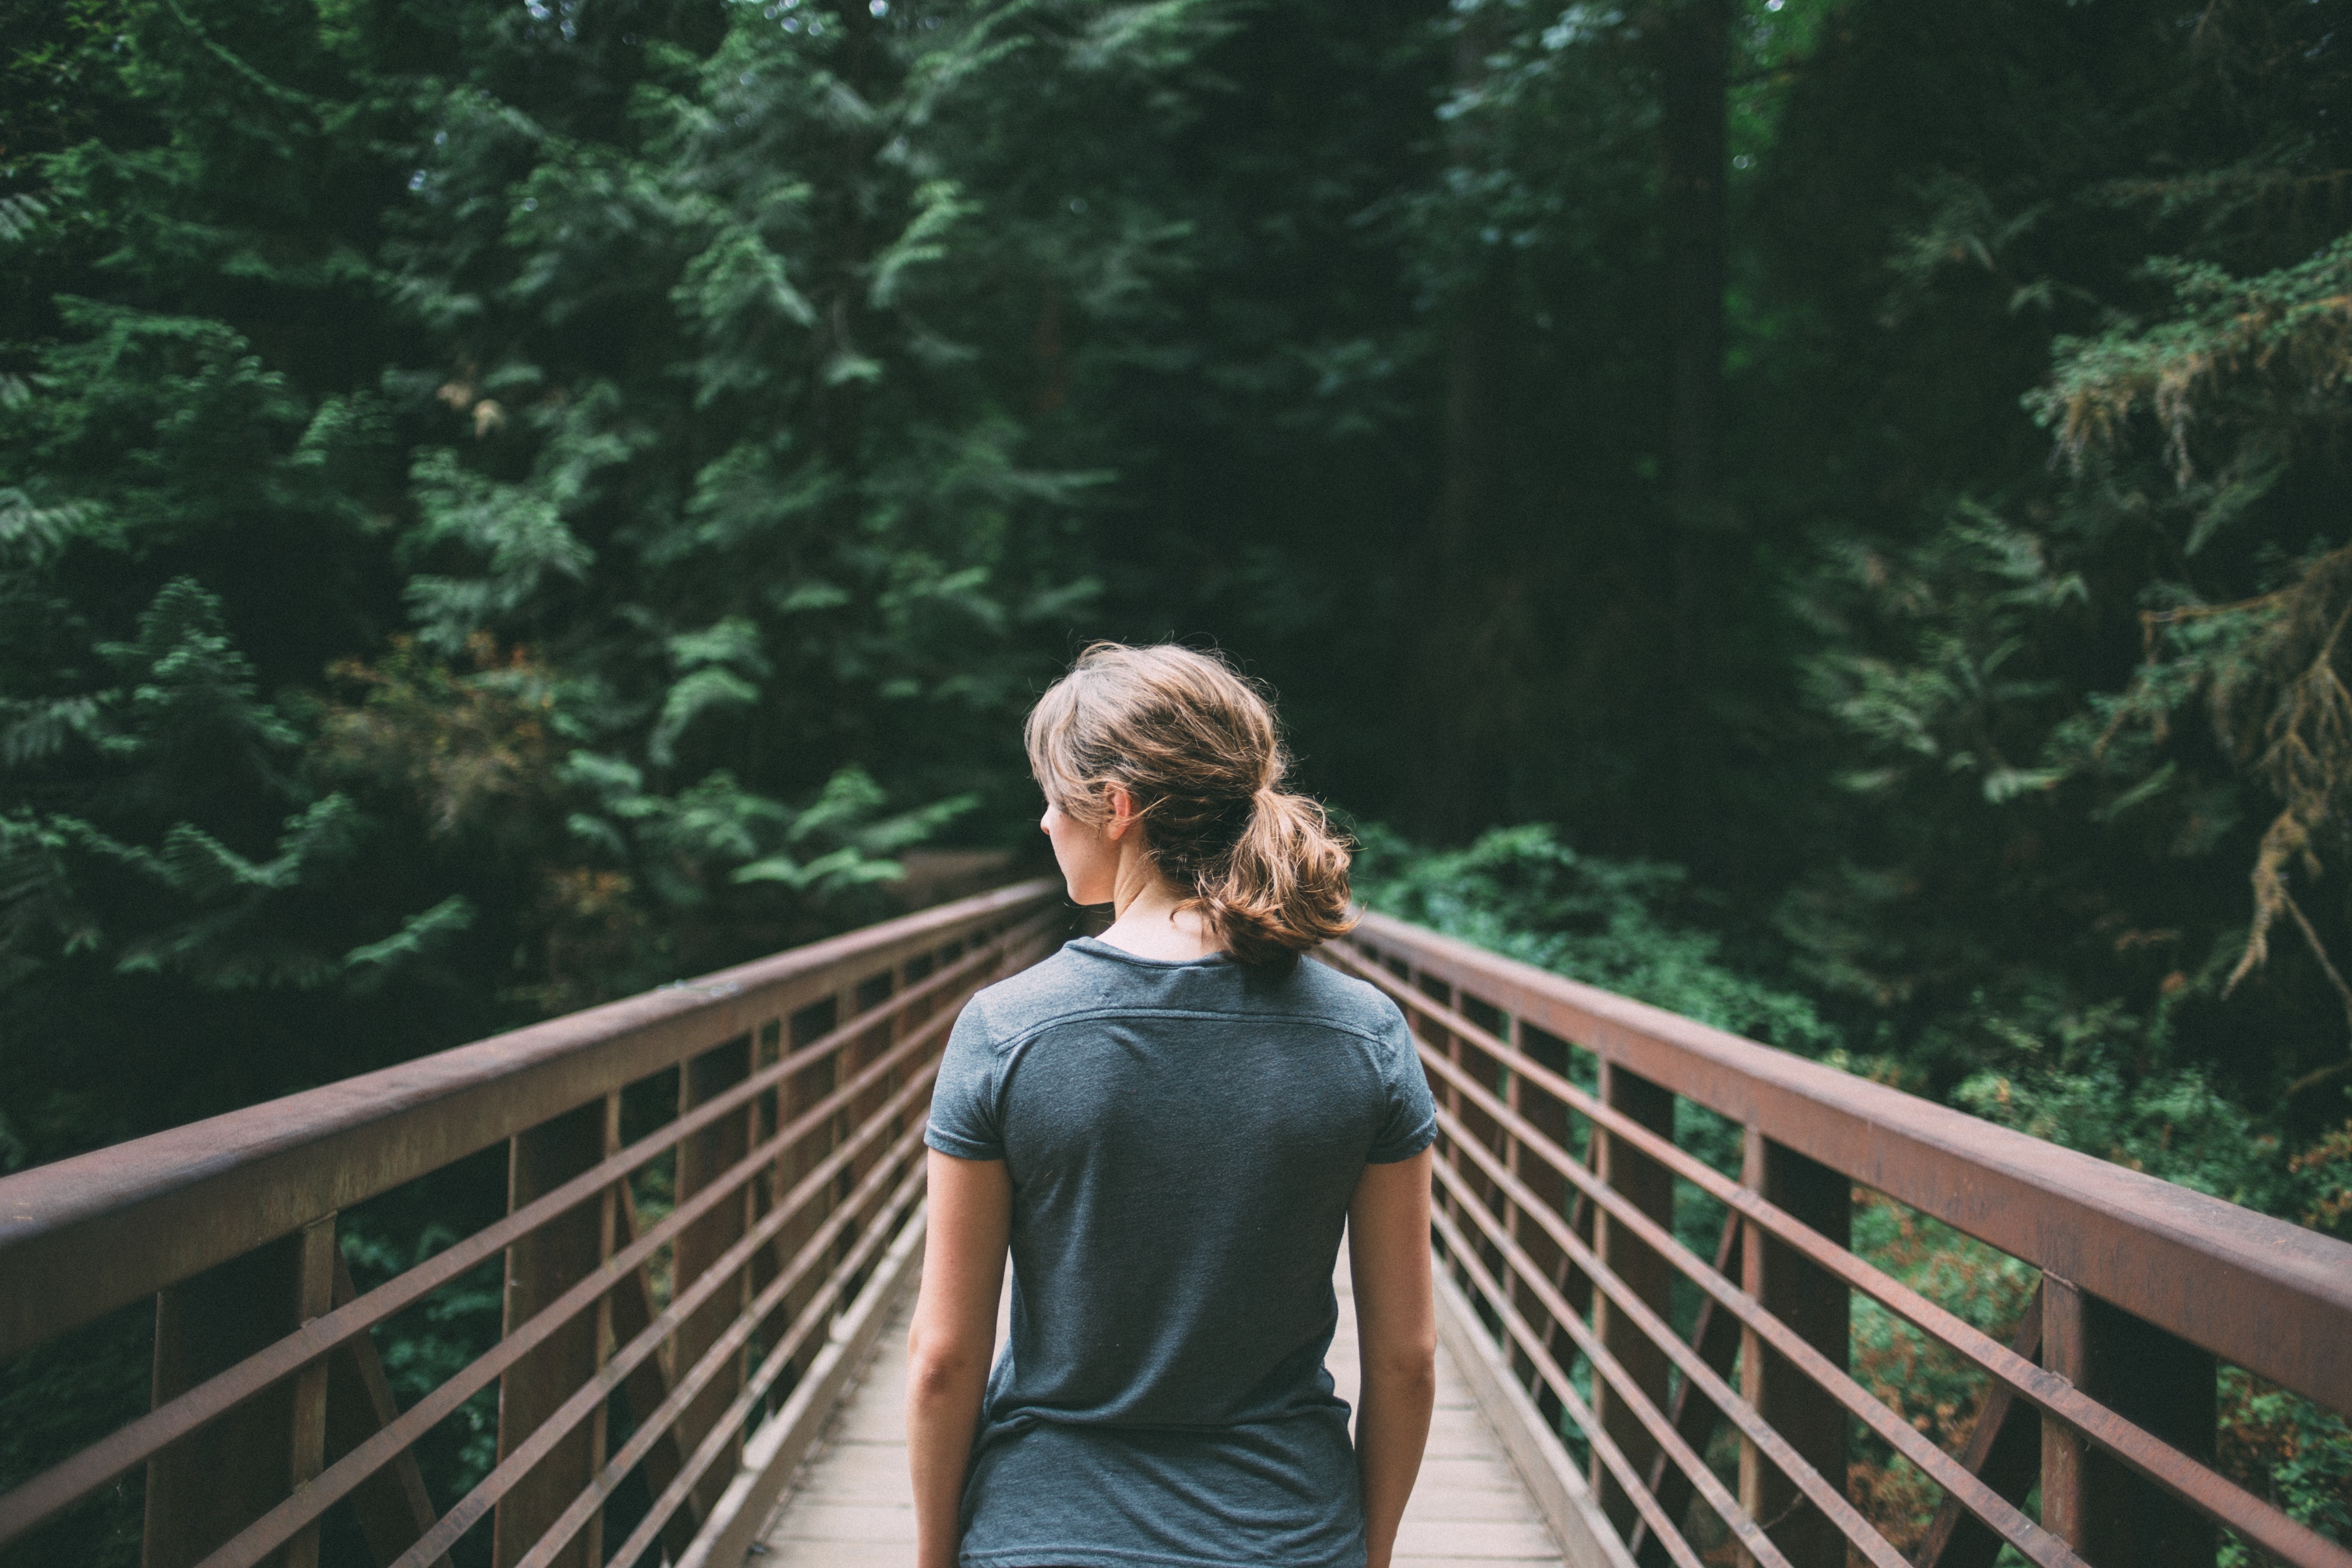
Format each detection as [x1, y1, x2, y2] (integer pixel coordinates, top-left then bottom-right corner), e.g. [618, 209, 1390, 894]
[907, 642, 1439, 1568]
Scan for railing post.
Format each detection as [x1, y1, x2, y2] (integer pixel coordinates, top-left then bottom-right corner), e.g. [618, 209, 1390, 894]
[325, 1252, 447, 1567]
[1501, 1013, 1542, 1393]
[2039, 1273, 2216, 1567]
[748, 1015, 787, 1423]
[760, 994, 843, 1404]
[844, 970, 897, 1238]
[1512, 1024, 1584, 1430]
[285, 1216, 336, 1568]
[493, 1098, 613, 1568]
[143, 1229, 312, 1568]
[1457, 996, 1511, 1298]
[1413, 974, 1468, 1290]
[674, 1033, 754, 1523]
[1590, 1061, 1675, 1539]
[1736, 1129, 1850, 1568]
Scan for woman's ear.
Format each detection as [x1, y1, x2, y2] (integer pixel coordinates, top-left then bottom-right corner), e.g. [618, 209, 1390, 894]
[1103, 783, 1138, 840]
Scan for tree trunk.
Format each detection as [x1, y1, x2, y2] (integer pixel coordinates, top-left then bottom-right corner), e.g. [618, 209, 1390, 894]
[1407, 8, 1518, 840]
[1659, 0, 1727, 841]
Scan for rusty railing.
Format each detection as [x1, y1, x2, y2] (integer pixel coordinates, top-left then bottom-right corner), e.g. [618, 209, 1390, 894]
[0, 879, 1065, 1568]
[1327, 912, 2352, 1568]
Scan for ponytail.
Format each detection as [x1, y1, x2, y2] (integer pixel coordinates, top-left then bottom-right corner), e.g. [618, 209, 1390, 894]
[1025, 643, 1358, 967]
[1195, 789, 1355, 968]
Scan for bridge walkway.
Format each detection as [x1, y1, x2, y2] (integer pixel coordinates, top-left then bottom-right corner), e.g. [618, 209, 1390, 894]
[757, 1251, 1566, 1568]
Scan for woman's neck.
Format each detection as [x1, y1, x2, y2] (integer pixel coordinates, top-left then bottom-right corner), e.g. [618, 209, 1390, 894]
[1097, 854, 1220, 962]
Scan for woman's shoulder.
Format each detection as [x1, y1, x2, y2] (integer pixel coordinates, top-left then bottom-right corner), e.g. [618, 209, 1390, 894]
[1279, 949, 1411, 1040]
[960, 939, 1406, 1045]
[959, 939, 1113, 1043]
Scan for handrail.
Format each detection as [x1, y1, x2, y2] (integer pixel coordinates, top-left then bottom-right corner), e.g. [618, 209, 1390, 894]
[0, 877, 1067, 1568]
[1348, 910, 2351, 1412]
[1332, 912, 2352, 1568]
[0, 877, 1058, 1359]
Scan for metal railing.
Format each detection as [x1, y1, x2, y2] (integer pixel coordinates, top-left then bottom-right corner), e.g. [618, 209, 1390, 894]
[0, 879, 1065, 1568]
[7, 884, 2348, 1568]
[1326, 912, 2352, 1568]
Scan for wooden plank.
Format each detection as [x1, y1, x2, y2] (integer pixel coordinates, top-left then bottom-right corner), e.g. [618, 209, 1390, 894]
[612, 1181, 695, 1560]
[1405, 1486, 1547, 1523]
[772, 1502, 916, 1542]
[1436, 1265, 1633, 1568]
[284, 1217, 337, 1568]
[1422, 1457, 1547, 1495]
[762, 1543, 917, 1568]
[1628, 1211, 1742, 1564]
[675, 1206, 929, 1568]
[1513, 1025, 1583, 1412]
[758, 995, 845, 1406]
[1396, 1519, 1567, 1557]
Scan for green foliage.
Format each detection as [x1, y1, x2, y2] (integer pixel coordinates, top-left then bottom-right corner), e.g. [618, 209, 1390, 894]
[1846, 1193, 2040, 1555]
[5, 0, 2352, 1555]
[0, 574, 432, 1160]
[1755, 2, 2352, 1276]
[1, 0, 1239, 1174]
[1957, 1058, 2287, 1209]
[4, 580, 363, 989]
[1351, 820, 1840, 1054]
[338, 1224, 505, 1507]
[2033, 235, 2352, 493]
[2219, 1369, 2352, 1563]
[0, 1302, 147, 1568]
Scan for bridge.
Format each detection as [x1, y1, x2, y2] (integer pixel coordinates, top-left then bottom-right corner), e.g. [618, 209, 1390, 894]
[0, 881, 2346, 1568]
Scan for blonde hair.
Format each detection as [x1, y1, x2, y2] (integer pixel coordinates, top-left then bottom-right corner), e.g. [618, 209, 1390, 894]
[1025, 642, 1355, 968]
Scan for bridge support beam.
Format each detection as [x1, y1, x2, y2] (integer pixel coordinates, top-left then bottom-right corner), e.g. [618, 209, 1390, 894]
[675, 1034, 755, 1524]
[143, 1214, 336, 1568]
[1590, 1063, 1675, 1542]
[494, 1097, 617, 1568]
[2040, 1273, 2216, 1568]
[1510, 1023, 1576, 1410]
[1737, 1133, 1849, 1568]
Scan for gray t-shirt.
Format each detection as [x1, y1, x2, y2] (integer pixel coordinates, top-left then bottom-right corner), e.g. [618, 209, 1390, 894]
[924, 936, 1437, 1568]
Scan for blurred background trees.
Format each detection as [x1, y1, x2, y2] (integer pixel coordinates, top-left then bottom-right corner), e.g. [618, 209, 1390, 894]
[7, 0, 2351, 1238]
[5, 0, 2352, 1548]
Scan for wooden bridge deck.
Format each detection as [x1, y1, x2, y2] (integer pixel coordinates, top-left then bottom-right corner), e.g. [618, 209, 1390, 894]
[753, 1253, 1569, 1568]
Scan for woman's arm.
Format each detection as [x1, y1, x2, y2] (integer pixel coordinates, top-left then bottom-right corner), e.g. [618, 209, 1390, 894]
[1348, 1149, 1437, 1568]
[907, 1149, 1012, 1568]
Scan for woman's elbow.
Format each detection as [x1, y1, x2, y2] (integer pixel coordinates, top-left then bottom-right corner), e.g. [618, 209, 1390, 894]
[905, 1327, 989, 1401]
[1363, 1334, 1438, 1390]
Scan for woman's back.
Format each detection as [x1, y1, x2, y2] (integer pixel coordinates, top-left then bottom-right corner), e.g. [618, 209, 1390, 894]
[927, 937, 1434, 1567]
[904, 642, 1436, 1568]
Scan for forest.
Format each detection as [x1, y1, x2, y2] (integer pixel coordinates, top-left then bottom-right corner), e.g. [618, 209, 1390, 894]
[3, 0, 2351, 1561]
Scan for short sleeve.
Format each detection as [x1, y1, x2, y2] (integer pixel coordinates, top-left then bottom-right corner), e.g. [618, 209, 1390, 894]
[1366, 997, 1438, 1163]
[925, 993, 1005, 1161]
